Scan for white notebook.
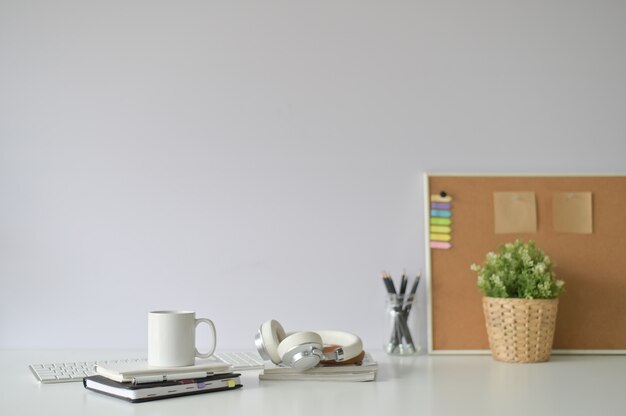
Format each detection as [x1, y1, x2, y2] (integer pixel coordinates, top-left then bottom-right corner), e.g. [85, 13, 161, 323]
[96, 359, 232, 383]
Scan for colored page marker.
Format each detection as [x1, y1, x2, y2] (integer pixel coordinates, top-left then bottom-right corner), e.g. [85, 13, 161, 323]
[431, 194, 453, 203]
[431, 209, 452, 218]
[430, 241, 452, 250]
[430, 217, 452, 225]
[430, 225, 451, 234]
[431, 202, 451, 210]
[430, 233, 451, 242]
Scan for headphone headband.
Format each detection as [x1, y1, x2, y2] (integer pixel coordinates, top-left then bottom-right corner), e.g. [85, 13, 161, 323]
[315, 329, 363, 362]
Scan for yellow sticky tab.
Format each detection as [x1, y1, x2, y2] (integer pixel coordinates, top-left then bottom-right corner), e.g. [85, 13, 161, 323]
[431, 194, 452, 203]
[430, 233, 451, 242]
[430, 225, 451, 234]
[227, 379, 236, 388]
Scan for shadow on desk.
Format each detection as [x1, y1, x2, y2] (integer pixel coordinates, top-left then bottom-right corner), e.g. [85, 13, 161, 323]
[376, 354, 422, 382]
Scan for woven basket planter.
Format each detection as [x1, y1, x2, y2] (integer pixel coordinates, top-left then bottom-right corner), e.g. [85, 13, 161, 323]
[482, 297, 559, 363]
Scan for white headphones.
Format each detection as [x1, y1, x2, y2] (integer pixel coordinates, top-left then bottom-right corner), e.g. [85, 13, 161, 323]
[254, 319, 363, 371]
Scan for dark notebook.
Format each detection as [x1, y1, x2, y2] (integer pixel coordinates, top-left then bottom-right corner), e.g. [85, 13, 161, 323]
[83, 373, 242, 403]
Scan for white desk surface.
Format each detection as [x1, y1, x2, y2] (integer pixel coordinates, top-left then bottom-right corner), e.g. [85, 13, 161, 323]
[3, 349, 626, 416]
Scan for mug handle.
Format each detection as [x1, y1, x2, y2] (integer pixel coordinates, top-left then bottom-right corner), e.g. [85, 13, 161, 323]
[195, 318, 217, 359]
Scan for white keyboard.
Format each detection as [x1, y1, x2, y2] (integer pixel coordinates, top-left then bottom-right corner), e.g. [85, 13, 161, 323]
[215, 351, 264, 371]
[29, 351, 265, 384]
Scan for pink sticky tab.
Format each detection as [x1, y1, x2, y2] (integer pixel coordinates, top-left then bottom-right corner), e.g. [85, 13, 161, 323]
[430, 241, 452, 250]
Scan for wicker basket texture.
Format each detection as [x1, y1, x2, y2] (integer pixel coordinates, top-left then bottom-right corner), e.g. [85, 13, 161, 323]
[482, 297, 559, 363]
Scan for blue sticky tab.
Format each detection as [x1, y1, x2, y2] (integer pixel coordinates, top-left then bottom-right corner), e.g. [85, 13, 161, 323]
[431, 209, 452, 218]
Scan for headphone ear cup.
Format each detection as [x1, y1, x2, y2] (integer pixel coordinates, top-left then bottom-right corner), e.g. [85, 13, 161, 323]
[258, 320, 287, 364]
[277, 331, 323, 370]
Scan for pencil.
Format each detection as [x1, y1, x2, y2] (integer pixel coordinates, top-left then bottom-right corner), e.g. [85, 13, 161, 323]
[399, 272, 408, 304]
[404, 272, 421, 314]
[384, 272, 398, 296]
[382, 272, 395, 295]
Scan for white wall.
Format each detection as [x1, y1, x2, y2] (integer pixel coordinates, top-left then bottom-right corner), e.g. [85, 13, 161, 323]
[1, 0, 626, 351]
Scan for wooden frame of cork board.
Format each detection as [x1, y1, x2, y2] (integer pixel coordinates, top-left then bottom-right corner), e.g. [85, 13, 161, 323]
[424, 173, 626, 354]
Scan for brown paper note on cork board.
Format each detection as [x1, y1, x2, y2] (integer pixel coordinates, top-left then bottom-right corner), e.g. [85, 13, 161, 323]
[493, 191, 537, 233]
[553, 192, 593, 234]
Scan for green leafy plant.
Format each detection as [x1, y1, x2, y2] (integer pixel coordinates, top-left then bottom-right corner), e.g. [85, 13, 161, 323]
[471, 240, 564, 299]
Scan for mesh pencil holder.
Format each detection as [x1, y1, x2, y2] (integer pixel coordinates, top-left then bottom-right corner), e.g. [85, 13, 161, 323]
[482, 297, 559, 363]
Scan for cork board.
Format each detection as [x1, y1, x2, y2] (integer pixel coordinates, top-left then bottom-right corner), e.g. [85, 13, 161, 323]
[425, 174, 626, 353]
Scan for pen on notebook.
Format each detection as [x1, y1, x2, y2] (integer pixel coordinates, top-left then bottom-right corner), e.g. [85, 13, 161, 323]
[132, 371, 213, 384]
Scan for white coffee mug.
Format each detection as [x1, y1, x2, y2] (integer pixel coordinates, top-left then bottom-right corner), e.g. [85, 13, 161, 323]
[148, 310, 217, 367]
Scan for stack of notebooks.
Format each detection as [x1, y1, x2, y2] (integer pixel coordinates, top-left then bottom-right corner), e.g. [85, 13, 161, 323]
[259, 353, 378, 382]
[83, 359, 242, 403]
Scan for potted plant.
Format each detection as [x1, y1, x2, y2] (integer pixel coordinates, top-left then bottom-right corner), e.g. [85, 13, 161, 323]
[470, 240, 565, 363]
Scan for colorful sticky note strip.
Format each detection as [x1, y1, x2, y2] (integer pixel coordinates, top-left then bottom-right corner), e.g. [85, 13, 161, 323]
[430, 192, 453, 249]
[431, 209, 452, 218]
[430, 217, 452, 225]
[431, 202, 451, 210]
[431, 194, 453, 203]
[430, 241, 452, 250]
[430, 225, 451, 234]
[430, 233, 451, 242]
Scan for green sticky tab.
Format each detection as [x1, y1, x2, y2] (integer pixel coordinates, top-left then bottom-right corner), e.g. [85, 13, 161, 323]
[227, 379, 236, 388]
[430, 217, 452, 225]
